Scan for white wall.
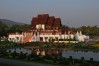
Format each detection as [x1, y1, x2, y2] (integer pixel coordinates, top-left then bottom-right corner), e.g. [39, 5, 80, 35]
[36, 24, 45, 30]
[8, 34, 23, 42]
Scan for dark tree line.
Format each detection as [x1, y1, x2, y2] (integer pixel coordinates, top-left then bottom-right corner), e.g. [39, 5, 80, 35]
[71, 25, 99, 36]
[0, 20, 99, 37]
[61, 25, 99, 37]
[0, 20, 32, 37]
[0, 21, 8, 37]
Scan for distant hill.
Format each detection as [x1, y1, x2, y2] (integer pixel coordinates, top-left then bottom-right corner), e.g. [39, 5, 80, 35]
[0, 19, 26, 27]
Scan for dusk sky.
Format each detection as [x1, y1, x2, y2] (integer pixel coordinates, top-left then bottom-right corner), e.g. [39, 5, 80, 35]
[0, 0, 99, 27]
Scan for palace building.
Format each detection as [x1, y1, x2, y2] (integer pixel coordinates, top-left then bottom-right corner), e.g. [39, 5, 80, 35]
[8, 14, 89, 43]
[31, 14, 61, 30]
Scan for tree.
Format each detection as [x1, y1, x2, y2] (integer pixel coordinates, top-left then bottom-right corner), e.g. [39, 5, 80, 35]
[71, 25, 99, 37]
[9, 24, 32, 33]
[0, 21, 9, 37]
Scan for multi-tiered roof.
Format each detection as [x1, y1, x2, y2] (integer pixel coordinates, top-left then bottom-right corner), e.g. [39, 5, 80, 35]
[31, 14, 62, 30]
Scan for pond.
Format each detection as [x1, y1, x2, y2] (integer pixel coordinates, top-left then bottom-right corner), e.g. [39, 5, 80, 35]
[62, 50, 99, 61]
[6, 48, 32, 54]
[6, 48, 99, 61]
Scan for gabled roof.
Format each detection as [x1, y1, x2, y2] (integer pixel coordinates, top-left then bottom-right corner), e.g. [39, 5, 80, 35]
[31, 14, 62, 29]
[38, 14, 49, 19]
[46, 16, 55, 26]
[31, 17, 38, 26]
[53, 18, 61, 27]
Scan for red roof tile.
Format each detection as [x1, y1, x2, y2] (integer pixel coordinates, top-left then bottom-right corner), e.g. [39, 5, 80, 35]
[31, 14, 62, 29]
[53, 18, 61, 27]
[38, 14, 49, 19]
[46, 16, 55, 26]
[31, 17, 38, 26]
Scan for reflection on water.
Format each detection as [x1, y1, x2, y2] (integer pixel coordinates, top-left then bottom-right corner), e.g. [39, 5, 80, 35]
[62, 50, 99, 61]
[7, 48, 62, 56]
[7, 48, 32, 54]
[7, 48, 99, 61]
